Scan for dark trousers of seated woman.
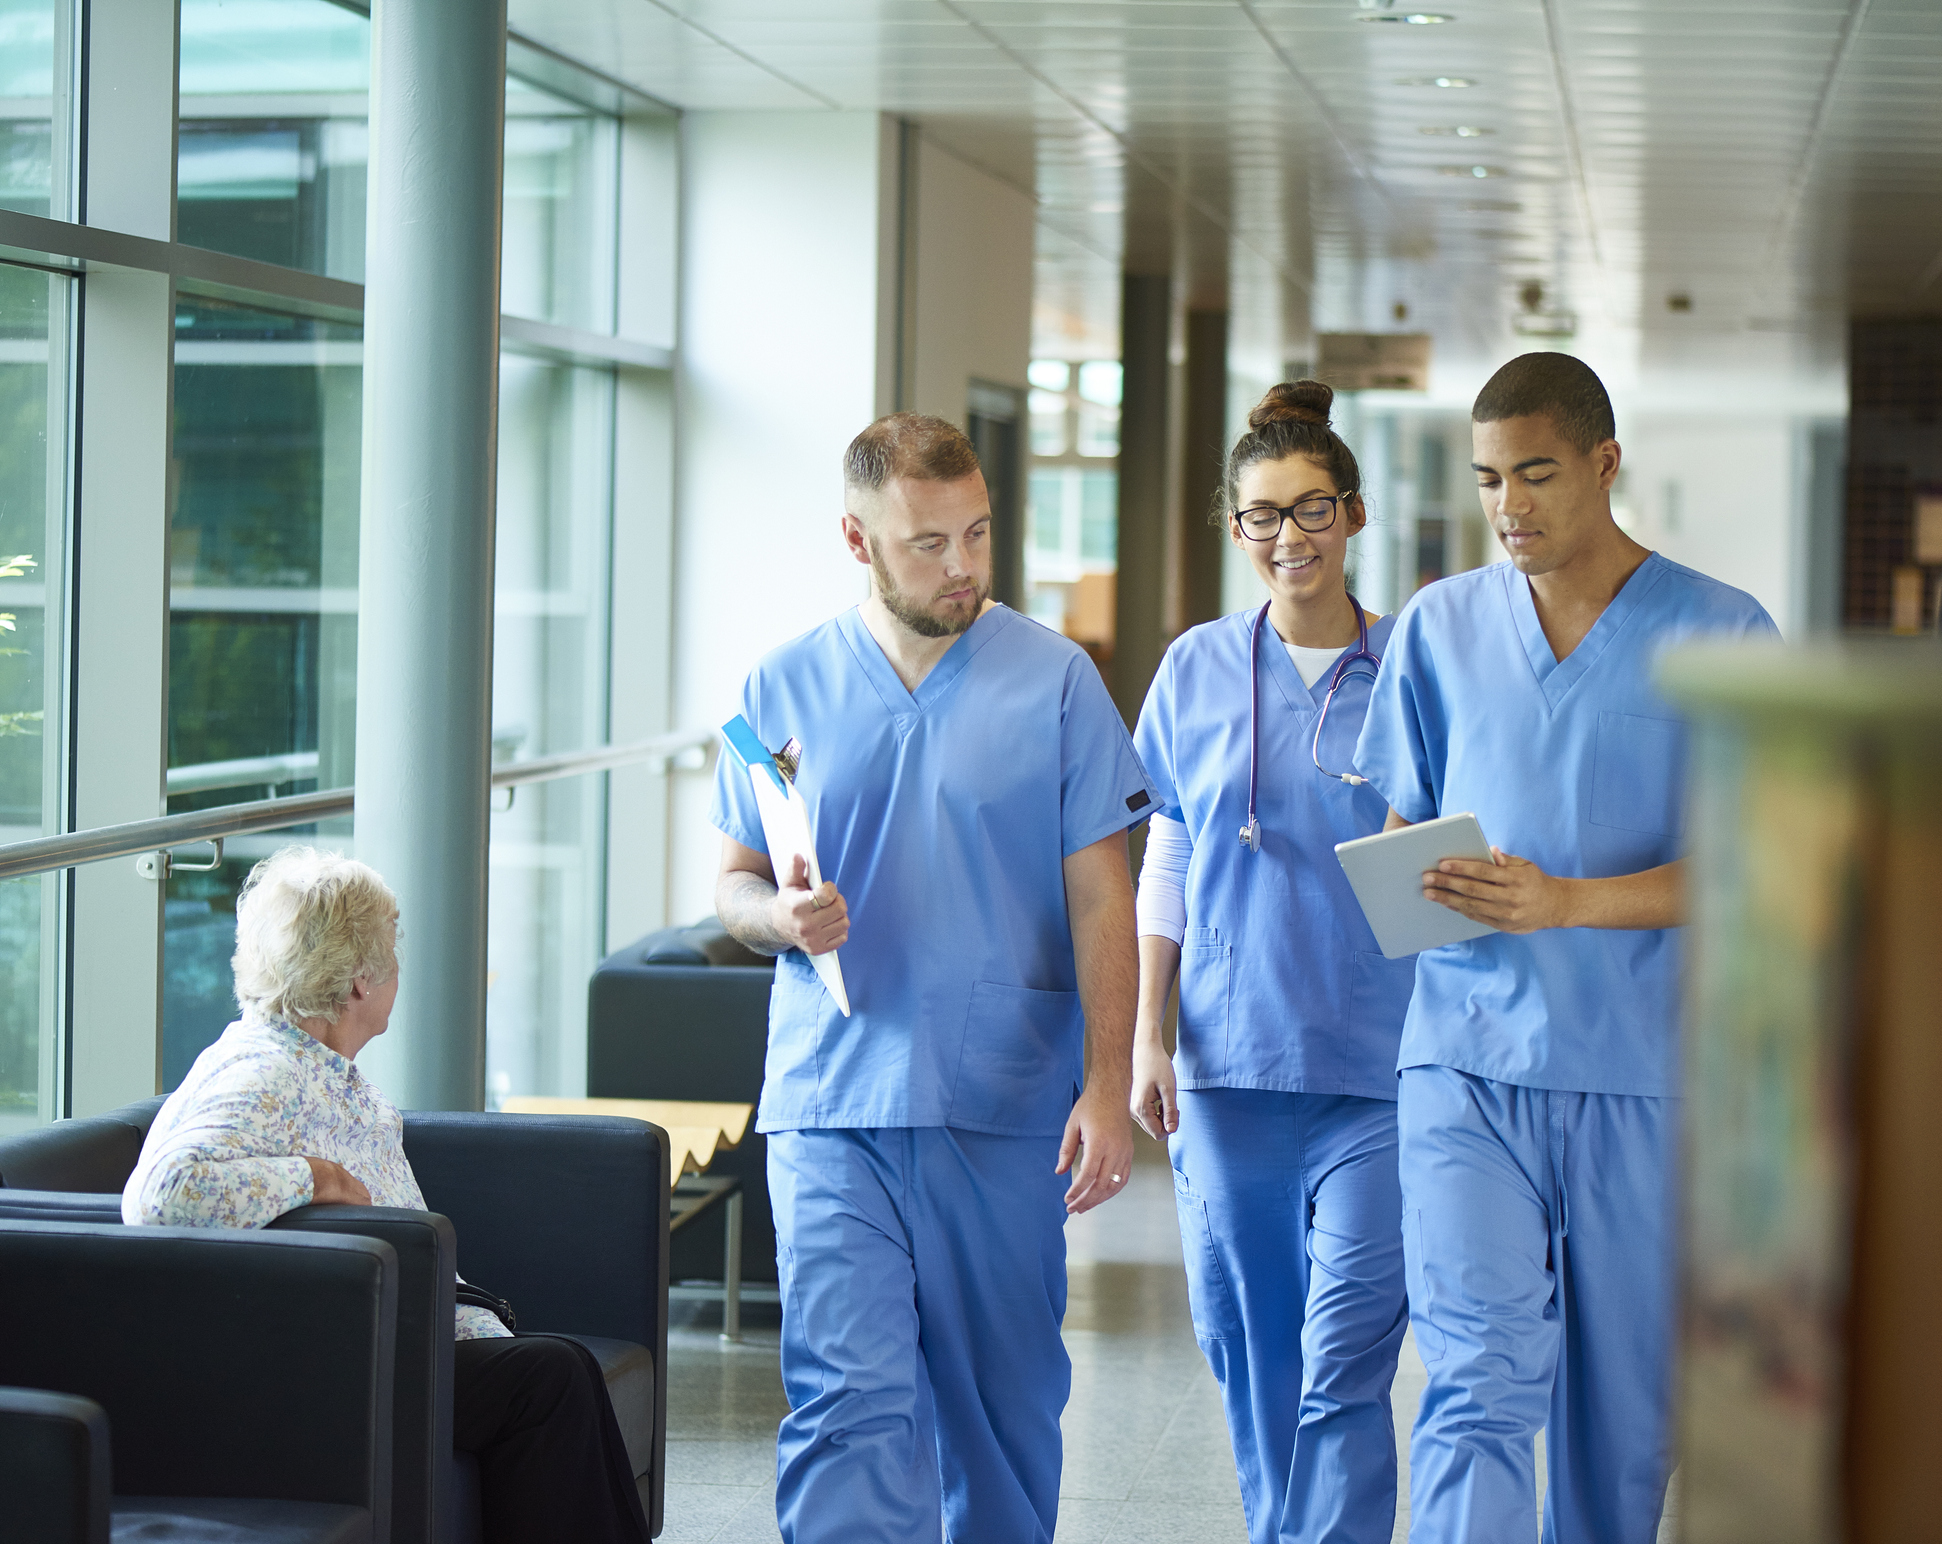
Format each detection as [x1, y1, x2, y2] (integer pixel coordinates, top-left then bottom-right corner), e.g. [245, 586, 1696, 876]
[453, 1333, 651, 1544]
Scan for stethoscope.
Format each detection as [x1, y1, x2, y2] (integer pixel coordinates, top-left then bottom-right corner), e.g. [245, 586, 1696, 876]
[1240, 595, 1382, 853]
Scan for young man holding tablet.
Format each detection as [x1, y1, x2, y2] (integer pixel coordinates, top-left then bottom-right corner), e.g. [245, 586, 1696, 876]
[1354, 354, 1777, 1543]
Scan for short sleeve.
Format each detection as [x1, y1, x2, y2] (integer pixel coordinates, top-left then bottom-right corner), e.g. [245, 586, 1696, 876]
[1353, 602, 1441, 824]
[707, 675, 767, 853]
[1060, 654, 1161, 856]
[1131, 647, 1183, 821]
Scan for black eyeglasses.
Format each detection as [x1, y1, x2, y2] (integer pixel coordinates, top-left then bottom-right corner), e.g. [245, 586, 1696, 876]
[1234, 494, 1355, 541]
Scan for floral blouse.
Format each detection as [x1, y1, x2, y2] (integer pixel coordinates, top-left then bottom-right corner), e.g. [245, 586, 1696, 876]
[123, 1015, 511, 1340]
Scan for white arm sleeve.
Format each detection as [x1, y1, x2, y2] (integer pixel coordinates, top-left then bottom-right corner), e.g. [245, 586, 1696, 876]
[1135, 813, 1191, 945]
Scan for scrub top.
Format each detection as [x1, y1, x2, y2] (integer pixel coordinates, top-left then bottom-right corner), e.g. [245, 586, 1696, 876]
[1134, 608, 1414, 1102]
[1353, 553, 1778, 1097]
[710, 603, 1158, 1138]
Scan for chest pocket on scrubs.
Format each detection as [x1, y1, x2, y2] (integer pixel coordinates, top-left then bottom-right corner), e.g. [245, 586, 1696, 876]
[1175, 929, 1232, 1082]
[949, 981, 1084, 1134]
[1589, 711, 1684, 837]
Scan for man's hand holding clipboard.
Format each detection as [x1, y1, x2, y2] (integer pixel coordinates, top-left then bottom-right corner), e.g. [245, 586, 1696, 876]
[720, 715, 853, 1016]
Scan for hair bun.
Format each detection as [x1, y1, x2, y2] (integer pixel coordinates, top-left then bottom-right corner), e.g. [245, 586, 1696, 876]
[1248, 379, 1333, 431]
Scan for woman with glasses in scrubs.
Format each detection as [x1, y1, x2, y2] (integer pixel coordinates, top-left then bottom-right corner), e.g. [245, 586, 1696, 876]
[1131, 381, 1414, 1544]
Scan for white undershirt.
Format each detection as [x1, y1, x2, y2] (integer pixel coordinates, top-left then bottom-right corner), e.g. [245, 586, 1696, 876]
[1284, 640, 1348, 688]
[1135, 814, 1192, 945]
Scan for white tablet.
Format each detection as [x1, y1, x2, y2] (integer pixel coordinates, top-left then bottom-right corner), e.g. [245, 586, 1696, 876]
[1334, 812, 1499, 960]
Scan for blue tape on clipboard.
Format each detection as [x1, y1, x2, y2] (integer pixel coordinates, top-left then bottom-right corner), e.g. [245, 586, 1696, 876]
[720, 715, 789, 795]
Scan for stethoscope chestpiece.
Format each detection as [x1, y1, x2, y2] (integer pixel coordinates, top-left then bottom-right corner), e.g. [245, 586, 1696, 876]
[1239, 815, 1261, 853]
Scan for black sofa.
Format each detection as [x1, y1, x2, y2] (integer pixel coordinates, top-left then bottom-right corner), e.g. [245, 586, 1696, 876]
[589, 921, 777, 1287]
[0, 1097, 672, 1541]
[0, 1222, 398, 1541]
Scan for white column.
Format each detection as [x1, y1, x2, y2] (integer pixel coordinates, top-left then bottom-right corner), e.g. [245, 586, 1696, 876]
[353, 0, 507, 1112]
[67, 0, 179, 1114]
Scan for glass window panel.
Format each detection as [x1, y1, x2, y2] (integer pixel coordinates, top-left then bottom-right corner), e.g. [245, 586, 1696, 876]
[1028, 468, 1066, 555]
[0, 261, 71, 1129]
[0, 0, 60, 218]
[1077, 360, 1122, 406]
[1080, 469, 1118, 565]
[1029, 390, 1067, 456]
[502, 78, 618, 331]
[163, 296, 361, 1087]
[177, 0, 370, 281]
[1026, 359, 1069, 392]
[1076, 401, 1119, 457]
[487, 354, 614, 1103]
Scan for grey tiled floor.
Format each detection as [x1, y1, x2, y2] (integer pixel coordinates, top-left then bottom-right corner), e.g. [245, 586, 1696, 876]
[655, 1133, 1670, 1542]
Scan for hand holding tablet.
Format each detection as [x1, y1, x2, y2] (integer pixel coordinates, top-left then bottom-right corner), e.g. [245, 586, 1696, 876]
[1334, 813, 1499, 959]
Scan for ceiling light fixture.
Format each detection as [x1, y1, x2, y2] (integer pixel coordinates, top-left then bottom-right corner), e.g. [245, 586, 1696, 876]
[1399, 76, 1477, 88]
[1419, 125, 1492, 137]
[1438, 164, 1506, 178]
[1360, 12, 1455, 22]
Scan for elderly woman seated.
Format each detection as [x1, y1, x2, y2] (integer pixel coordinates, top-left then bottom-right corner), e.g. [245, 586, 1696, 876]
[124, 846, 650, 1544]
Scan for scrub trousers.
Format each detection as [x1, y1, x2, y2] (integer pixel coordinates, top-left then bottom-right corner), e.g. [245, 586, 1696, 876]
[766, 1126, 1070, 1544]
[1169, 1087, 1409, 1544]
[1399, 1066, 1675, 1544]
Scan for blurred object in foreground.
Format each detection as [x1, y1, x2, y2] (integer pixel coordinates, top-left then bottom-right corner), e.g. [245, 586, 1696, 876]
[1662, 641, 1942, 1544]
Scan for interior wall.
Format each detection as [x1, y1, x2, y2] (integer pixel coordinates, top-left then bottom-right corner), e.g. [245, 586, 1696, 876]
[663, 113, 1039, 929]
[668, 110, 896, 926]
[1621, 418, 1797, 634]
[905, 135, 1033, 425]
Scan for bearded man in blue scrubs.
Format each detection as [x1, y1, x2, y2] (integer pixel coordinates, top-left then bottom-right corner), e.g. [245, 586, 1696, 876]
[710, 412, 1153, 1544]
[1354, 354, 1778, 1544]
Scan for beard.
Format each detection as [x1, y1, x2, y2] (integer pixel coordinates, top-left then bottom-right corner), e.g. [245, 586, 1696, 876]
[867, 537, 990, 639]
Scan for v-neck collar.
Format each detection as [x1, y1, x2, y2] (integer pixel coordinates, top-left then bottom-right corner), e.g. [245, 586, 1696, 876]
[838, 603, 1011, 732]
[1251, 609, 1323, 717]
[1504, 552, 1669, 712]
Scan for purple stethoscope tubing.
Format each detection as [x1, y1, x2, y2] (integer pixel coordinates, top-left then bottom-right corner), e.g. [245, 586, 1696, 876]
[1240, 593, 1381, 853]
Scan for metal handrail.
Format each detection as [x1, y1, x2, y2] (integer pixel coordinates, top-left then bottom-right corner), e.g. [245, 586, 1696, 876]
[167, 749, 322, 797]
[0, 728, 716, 882]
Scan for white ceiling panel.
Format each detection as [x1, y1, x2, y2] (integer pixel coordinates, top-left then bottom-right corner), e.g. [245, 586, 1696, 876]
[508, 0, 1940, 384]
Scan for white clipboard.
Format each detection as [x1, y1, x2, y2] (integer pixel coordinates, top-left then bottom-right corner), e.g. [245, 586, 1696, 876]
[1334, 812, 1499, 960]
[720, 715, 851, 1016]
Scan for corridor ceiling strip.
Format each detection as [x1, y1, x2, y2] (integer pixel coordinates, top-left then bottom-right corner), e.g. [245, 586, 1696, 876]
[1236, 0, 1396, 213]
[1537, 0, 1602, 270]
[934, 0, 1316, 297]
[635, 0, 841, 110]
[1765, 0, 1875, 266]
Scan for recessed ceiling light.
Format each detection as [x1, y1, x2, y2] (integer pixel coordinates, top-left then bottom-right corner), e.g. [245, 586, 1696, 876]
[1438, 164, 1506, 178]
[1419, 125, 1492, 137]
[1399, 76, 1477, 87]
[1361, 11, 1456, 21]
[1514, 312, 1577, 339]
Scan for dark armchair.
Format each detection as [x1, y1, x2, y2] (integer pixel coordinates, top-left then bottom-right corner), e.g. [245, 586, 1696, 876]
[0, 1098, 673, 1541]
[0, 1221, 398, 1543]
[590, 922, 776, 1288]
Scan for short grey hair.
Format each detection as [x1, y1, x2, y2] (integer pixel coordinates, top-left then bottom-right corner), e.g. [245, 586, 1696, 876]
[232, 847, 399, 1025]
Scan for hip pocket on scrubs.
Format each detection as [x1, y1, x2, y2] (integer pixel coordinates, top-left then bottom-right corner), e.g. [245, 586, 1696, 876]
[1176, 935, 1233, 1081]
[1589, 711, 1683, 836]
[947, 981, 1084, 1133]
[1173, 1171, 1243, 1342]
[1349, 951, 1416, 1051]
[762, 968, 827, 1116]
